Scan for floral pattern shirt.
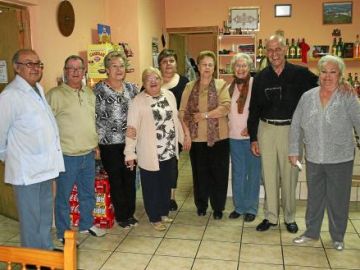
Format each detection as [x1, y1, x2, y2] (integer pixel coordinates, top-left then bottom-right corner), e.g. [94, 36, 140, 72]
[94, 81, 138, 144]
[149, 94, 176, 161]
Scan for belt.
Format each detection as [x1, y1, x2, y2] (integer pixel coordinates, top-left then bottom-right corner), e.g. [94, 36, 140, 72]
[261, 118, 291, 126]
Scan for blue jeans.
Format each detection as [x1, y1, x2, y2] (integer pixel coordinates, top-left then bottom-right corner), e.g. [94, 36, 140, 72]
[230, 139, 261, 215]
[55, 152, 95, 239]
[14, 180, 54, 249]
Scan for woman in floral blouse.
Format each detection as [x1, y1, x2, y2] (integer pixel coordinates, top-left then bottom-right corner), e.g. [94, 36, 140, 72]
[124, 67, 183, 231]
[93, 51, 138, 229]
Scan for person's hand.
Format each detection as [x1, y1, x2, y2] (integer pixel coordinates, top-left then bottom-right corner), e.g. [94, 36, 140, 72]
[126, 126, 136, 139]
[94, 147, 100, 160]
[193, 112, 205, 123]
[288, 155, 299, 167]
[240, 128, 249, 137]
[125, 159, 136, 171]
[182, 134, 192, 151]
[251, 141, 260, 156]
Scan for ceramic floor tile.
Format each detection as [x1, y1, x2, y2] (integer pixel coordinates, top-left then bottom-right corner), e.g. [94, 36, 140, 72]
[165, 224, 206, 240]
[240, 243, 283, 265]
[192, 258, 238, 270]
[283, 246, 329, 268]
[173, 211, 210, 226]
[281, 230, 323, 248]
[146, 255, 194, 270]
[238, 262, 283, 270]
[242, 227, 281, 245]
[196, 240, 240, 261]
[203, 224, 242, 242]
[155, 238, 200, 257]
[128, 222, 168, 238]
[77, 249, 112, 270]
[326, 248, 360, 269]
[321, 232, 360, 250]
[80, 233, 125, 251]
[207, 213, 244, 227]
[285, 267, 330, 270]
[116, 236, 162, 254]
[351, 219, 360, 233]
[100, 252, 151, 270]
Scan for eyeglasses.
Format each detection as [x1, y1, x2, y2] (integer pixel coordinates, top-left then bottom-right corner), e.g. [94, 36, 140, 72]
[200, 63, 215, 68]
[16, 62, 44, 69]
[234, 64, 249, 69]
[267, 48, 284, 55]
[109, 64, 125, 69]
[65, 67, 85, 72]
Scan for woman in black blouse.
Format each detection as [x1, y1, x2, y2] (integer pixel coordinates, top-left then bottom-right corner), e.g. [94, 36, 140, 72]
[93, 51, 139, 229]
[158, 49, 189, 211]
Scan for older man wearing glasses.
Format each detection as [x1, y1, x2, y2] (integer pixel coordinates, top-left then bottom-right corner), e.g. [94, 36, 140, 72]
[46, 55, 105, 244]
[0, 49, 64, 250]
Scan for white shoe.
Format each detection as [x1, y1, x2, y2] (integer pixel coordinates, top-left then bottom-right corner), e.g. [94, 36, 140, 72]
[80, 225, 106, 237]
[293, 235, 316, 244]
[333, 241, 344, 251]
[161, 216, 173, 223]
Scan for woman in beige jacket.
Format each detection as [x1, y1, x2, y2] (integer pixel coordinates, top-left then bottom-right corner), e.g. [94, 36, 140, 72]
[124, 67, 183, 231]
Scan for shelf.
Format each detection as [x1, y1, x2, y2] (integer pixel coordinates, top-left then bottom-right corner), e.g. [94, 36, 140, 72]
[288, 57, 360, 63]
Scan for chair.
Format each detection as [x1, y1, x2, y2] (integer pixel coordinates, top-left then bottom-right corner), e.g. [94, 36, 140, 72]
[0, 230, 76, 270]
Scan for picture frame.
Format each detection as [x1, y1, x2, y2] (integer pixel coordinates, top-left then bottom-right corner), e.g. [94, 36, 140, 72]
[275, 4, 292, 17]
[323, 1, 352, 24]
[229, 7, 260, 31]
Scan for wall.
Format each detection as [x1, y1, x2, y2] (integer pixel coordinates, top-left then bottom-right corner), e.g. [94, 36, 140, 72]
[165, 0, 360, 74]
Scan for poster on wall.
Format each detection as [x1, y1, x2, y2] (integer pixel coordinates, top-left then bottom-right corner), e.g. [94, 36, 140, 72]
[97, 24, 111, 43]
[0, 60, 8, 84]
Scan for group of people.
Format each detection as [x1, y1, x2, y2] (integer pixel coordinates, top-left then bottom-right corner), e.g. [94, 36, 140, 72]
[0, 32, 359, 254]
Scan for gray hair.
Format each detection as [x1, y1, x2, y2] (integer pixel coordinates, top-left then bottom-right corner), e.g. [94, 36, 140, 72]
[230, 53, 254, 73]
[266, 34, 286, 48]
[12, 49, 37, 66]
[64, 55, 85, 69]
[318, 55, 346, 85]
[104, 51, 127, 69]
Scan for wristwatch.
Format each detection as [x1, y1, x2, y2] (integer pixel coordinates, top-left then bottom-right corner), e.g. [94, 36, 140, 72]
[204, 112, 209, 119]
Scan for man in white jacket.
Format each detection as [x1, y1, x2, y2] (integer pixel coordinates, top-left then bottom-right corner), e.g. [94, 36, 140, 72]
[0, 49, 64, 250]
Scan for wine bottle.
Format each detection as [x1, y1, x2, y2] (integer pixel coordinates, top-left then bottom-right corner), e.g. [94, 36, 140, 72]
[354, 34, 360, 58]
[289, 38, 296, 59]
[337, 37, 343, 57]
[331, 38, 337, 56]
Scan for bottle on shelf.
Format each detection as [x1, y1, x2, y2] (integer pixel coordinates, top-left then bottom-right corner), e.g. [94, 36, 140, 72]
[289, 38, 296, 59]
[257, 39, 264, 59]
[347, 73, 353, 86]
[296, 38, 301, 59]
[337, 37, 343, 57]
[354, 34, 360, 58]
[285, 38, 290, 58]
[331, 38, 337, 56]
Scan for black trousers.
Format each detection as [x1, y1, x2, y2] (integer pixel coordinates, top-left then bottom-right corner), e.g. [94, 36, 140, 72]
[189, 139, 230, 212]
[99, 143, 136, 222]
[140, 157, 176, 223]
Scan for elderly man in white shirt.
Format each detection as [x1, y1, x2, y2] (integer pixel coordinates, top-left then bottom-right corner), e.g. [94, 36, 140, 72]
[0, 49, 64, 250]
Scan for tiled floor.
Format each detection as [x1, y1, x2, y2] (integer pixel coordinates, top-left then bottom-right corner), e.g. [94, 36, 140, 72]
[1, 153, 360, 270]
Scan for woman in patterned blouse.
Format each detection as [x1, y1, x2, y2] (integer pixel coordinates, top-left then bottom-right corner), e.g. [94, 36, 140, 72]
[124, 67, 183, 231]
[93, 51, 139, 229]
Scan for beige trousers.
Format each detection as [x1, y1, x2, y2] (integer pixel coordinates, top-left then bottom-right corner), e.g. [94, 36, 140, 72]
[258, 121, 298, 224]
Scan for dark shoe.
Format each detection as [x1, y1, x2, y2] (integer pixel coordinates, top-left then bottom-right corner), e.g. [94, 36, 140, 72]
[244, 213, 256, 222]
[118, 220, 131, 229]
[128, 217, 139, 227]
[213, 211, 223, 220]
[285, 222, 299, 233]
[256, 219, 277, 231]
[170, 199, 178, 211]
[228, 211, 241, 219]
[197, 209, 207, 216]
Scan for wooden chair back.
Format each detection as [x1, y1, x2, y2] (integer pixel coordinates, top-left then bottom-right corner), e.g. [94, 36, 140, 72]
[0, 230, 76, 270]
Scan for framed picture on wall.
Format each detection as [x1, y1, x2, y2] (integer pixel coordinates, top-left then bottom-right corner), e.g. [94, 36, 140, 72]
[323, 2, 352, 24]
[275, 4, 292, 17]
[229, 7, 260, 31]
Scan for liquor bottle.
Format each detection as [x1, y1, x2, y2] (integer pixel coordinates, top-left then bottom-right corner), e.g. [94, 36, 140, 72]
[285, 38, 290, 58]
[331, 38, 337, 56]
[354, 34, 360, 58]
[257, 39, 264, 59]
[337, 37, 343, 57]
[296, 39, 301, 59]
[347, 73, 353, 87]
[289, 38, 296, 59]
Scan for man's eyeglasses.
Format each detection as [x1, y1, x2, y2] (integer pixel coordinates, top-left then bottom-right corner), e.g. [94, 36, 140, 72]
[65, 67, 85, 72]
[16, 62, 44, 69]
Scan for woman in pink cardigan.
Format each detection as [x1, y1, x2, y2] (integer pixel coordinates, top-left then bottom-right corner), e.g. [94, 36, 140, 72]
[124, 67, 183, 231]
